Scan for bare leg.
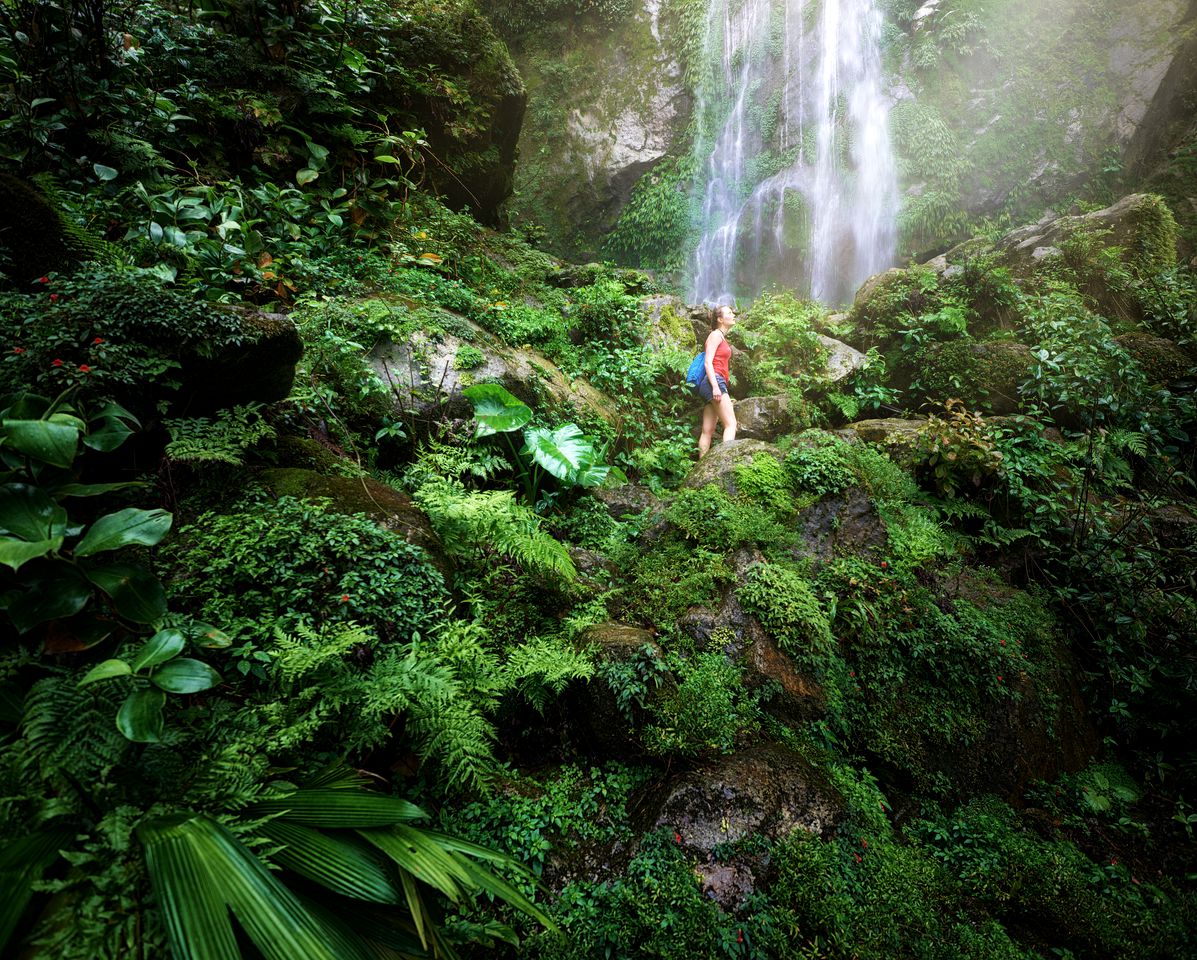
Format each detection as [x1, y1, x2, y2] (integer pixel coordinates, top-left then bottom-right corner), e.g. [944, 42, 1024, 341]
[699, 402, 718, 457]
[717, 394, 737, 446]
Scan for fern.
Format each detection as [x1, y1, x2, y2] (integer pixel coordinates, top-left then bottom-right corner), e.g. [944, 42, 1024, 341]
[20, 677, 131, 791]
[502, 636, 595, 714]
[163, 403, 276, 465]
[414, 478, 576, 583]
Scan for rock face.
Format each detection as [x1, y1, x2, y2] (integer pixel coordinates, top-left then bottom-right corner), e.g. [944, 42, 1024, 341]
[795, 487, 888, 565]
[369, 314, 616, 428]
[183, 306, 304, 413]
[0, 174, 115, 287]
[570, 623, 664, 756]
[503, 1, 690, 260]
[646, 745, 843, 909]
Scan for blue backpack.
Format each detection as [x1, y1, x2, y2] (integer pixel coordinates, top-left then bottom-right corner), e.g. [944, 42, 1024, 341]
[685, 351, 706, 390]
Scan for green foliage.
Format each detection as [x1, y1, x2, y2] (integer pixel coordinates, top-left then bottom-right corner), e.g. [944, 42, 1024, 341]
[604, 156, 693, 269]
[645, 652, 759, 756]
[914, 399, 1006, 497]
[414, 478, 577, 584]
[164, 403, 276, 465]
[664, 484, 786, 550]
[784, 433, 856, 496]
[163, 495, 447, 642]
[739, 563, 833, 662]
[733, 453, 793, 514]
[618, 539, 732, 629]
[734, 292, 829, 395]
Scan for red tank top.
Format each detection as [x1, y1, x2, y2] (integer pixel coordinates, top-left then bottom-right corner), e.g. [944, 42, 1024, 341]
[711, 334, 731, 381]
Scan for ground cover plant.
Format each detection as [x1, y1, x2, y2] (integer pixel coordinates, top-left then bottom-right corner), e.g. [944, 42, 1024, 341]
[2, 1, 1197, 958]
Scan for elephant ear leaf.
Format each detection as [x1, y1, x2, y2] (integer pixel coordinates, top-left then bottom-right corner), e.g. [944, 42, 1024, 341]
[462, 384, 532, 438]
[522, 424, 605, 486]
[74, 508, 172, 557]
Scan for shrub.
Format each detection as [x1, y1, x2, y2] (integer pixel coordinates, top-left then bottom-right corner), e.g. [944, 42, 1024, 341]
[784, 434, 856, 496]
[163, 496, 447, 642]
[645, 652, 759, 756]
[739, 563, 832, 660]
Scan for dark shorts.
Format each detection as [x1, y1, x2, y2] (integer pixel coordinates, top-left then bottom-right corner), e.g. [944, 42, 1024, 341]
[697, 374, 729, 403]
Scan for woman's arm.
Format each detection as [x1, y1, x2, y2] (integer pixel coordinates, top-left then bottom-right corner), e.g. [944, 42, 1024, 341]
[703, 330, 723, 399]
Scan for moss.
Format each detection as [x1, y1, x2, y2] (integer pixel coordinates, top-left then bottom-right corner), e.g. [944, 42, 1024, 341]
[1114, 331, 1196, 385]
[918, 339, 1034, 413]
[0, 173, 113, 287]
[1127, 192, 1180, 274]
[849, 265, 945, 347]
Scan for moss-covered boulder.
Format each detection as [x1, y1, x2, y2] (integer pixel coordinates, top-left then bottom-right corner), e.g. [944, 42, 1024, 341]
[731, 396, 799, 442]
[183, 305, 303, 413]
[0, 174, 114, 287]
[369, 313, 617, 428]
[257, 467, 447, 576]
[836, 419, 926, 465]
[794, 487, 889, 565]
[994, 193, 1179, 277]
[638, 294, 697, 354]
[917, 340, 1035, 414]
[570, 623, 665, 756]
[1114, 331, 1197, 385]
[684, 440, 783, 497]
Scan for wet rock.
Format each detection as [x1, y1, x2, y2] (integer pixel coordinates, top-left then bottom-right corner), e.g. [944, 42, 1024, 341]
[795, 487, 889, 565]
[684, 439, 783, 496]
[639, 294, 698, 353]
[646, 744, 843, 908]
[917, 340, 1035, 415]
[184, 306, 304, 413]
[592, 482, 665, 521]
[819, 334, 867, 382]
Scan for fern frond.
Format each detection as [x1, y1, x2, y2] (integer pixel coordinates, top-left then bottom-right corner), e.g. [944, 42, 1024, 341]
[414, 479, 576, 583]
[503, 636, 595, 715]
[163, 403, 276, 465]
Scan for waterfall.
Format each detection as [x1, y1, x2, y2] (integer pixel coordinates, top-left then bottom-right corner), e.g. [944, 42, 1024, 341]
[689, 0, 899, 306]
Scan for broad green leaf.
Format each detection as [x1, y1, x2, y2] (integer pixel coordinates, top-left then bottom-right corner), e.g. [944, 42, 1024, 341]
[185, 621, 232, 649]
[150, 658, 220, 694]
[522, 423, 596, 484]
[259, 822, 397, 903]
[0, 536, 61, 572]
[250, 789, 426, 827]
[461, 383, 532, 438]
[74, 508, 172, 556]
[93, 163, 118, 181]
[0, 419, 79, 468]
[361, 825, 471, 902]
[138, 814, 356, 960]
[52, 481, 145, 498]
[296, 168, 319, 186]
[79, 659, 132, 685]
[117, 686, 166, 742]
[83, 419, 134, 452]
[0, 483, 66, 540]
[131, 629, 186, 670]
[6, 569, 90, 632]
[373, 154, 400, 164]
[85, 563, 167, 623]
[0, 828, 72, 952]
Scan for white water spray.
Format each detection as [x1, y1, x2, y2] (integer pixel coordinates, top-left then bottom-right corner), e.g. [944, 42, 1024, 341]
[689, 0, 899, 306]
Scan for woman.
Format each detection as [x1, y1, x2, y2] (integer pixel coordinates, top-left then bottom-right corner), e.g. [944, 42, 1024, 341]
[697, 303, 737, 457]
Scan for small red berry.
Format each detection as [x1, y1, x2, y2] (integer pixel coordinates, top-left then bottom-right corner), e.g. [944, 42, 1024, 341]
[51, 358, 63, 367]
[340, 594, 350, 603]
[49, 293, 59, 303]
[12, 347, 24, 354]
[880, 561, 888, 569]
[38, 276, 49, 284]
[674, 831, 682, 843]
[737, 930, 743, 944]
[77, 364, 91, 373]
[93, 336, 104, 345]
[997, 675, 1004, 682]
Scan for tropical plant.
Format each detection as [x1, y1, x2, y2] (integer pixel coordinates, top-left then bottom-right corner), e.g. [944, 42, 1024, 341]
[461, 383, 614, 508]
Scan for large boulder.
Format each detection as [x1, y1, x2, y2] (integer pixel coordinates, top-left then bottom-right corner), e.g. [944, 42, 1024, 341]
[794, 487, 889, 565]
[916, 340, 1035, 414]
[684, 440, 784, 496]
[569, 623, 665, 756]
[638, 294, 698, 354]
[369, 313, 617, 428]
[1115, 330, 1196, 385]
[645, 744, 844, 909]
[731, 396, 798, 442]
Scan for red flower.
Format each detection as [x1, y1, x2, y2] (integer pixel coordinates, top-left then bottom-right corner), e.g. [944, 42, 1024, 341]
[12, 347, 24, 354]
[854, 853, 862, 863]
[849, 670, 855, 677]
[997, 675, 1004, 682]
[1000, 639, 1006, 646]
[737, 930, 743, 944]
[51, 358, 63, 367]
[880, 561, 888, 569]
[93, 336, 104, 345]
[1110, 857, 1118, 866]
[38, 276, 49, 284]
[340, 594, 350, 603]
[49, 293, 59, 303]
[673, 831, 682, 844]
[78, 364, 91, 373]
[861, 839, 868, 848]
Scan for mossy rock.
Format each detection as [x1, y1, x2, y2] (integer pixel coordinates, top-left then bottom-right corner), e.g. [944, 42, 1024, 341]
[0, 173, 113, 287]
[257, 467, 447, 577]
[1114, 331, 1196, 385]
[849, 266, 945, 347]
[917, 340, 1035, 414]
[683, 440, 783, 497]
[836, 419, 925, 466]
[182, 306, 303, 412]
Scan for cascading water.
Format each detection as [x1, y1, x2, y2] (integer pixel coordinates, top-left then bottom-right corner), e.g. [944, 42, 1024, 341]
[689, 0, 899, 306]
